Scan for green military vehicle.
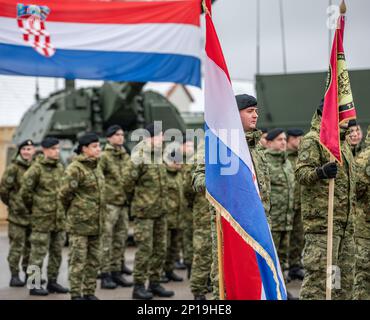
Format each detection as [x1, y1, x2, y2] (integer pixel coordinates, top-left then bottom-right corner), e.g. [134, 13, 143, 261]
[10, 81, 204, 164]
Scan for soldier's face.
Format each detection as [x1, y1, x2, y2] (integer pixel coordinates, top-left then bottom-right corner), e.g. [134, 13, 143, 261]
[287, 136, 301, 150]
[239, 107, 258, 131]
[268, 133, 287, 152]
[20, 146, 35, 161]
[108, 129, 124, 146]
[43, 144, 60, 160]
[83, 142, 101, 159]
[349, 125, 362, 146]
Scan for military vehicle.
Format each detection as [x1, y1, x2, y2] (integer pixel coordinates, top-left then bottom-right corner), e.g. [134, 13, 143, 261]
[10, 81, 204, 163]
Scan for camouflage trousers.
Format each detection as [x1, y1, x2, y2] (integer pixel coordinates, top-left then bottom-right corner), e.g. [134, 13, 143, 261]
[7, 222, 31, 275]
[69, 235, 101, 297]
[100, 205, 129, 273]
[133, 216, 167, 284]
[181, 208, 193, 266]
[353, 237, 370, 299]
[210, 207, 220, 300]
[28, 231, 65, 281]
[289, 210, 304, 268]
[165, 228, 181, 273]
[190, 207, 212, 295]
[299, 232, 355, 300]
[272, 230, 291, 274]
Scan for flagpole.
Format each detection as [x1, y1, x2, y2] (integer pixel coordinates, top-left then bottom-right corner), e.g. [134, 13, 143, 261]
[326, 156, 335, 300]
[216, 211, 225, 300]
[325, 0, 346, 301]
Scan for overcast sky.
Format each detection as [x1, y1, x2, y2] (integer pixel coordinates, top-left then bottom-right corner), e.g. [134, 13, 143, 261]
[1, 0, 370, 125]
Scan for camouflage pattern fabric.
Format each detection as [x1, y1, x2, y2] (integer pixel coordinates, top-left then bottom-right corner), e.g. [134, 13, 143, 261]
[133, 216, 167, 284]
[100, 204, 129, 273]
[353, 147, 370, 299]
[164, 228, 182, 273]
[296, 112, 356, 300]
[190, 191, 212, 296]
[272, 231, 290, 273]
[287, 149, 304, 268]
[7, 222, 31, 275]
[58, 155, 106, 236]
[265, 150, 295, 232]
[28, 231, 65, 280]
[0, 155, 32, 226]
[68, 235, 101, 297]
[210, 207, 219, 299]
[20, 157, 65, 232]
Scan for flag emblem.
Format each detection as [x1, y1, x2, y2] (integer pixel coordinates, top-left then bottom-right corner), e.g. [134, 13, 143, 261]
[16, 3, 55, 57]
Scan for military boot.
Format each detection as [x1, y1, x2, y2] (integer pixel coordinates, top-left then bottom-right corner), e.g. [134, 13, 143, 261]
[194, 294, 206, 300]
[30, 287, 49, 296]
[121, 262, 133, 275]
[100, 273, 117, 289]
[47, 280, 69, 294]
[159, 273, 170, 283]
[148, 282, 174, 298]
[174, 260, 187, 270]
[111, 271, 133, 287]
[165, 271, 183, 282]
[9, 274, 25, 287]
[288, 266, 305, 281]
[83, 295, 99, 300]
[132, 284, 153, 300]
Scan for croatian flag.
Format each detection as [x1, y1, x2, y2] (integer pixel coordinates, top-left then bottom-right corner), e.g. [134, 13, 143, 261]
[0, 0, 201, 87]
[203, 1, 286, 300]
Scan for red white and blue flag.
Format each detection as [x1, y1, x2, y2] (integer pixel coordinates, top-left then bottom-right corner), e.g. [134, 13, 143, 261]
[0, 0, 201, 86]
[203, 0, 287, 300]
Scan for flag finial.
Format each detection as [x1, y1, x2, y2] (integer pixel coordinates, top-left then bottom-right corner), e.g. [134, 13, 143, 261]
[340, 0, 347, 14]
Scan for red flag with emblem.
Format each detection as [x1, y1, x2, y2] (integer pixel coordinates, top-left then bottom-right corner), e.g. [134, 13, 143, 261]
[320, 12, 356, 163]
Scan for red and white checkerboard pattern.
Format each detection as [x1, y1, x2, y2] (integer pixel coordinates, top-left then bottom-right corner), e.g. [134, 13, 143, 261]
[17, 15, 55, 57]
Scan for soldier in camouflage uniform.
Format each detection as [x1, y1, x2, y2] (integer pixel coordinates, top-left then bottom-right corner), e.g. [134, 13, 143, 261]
[59, 133, 105, 300]
[193, 94, 271, 299]
[295, 107, 356, 300]
[286, 129, 305, 281]
[121, 123, 174, 300]
[20, 137, 69, 296]
[265, 129, 295, 278]
[0, 139, 35, 287]
[181, 140, 196, 278]
[348, 120, 365, 158]
[191, 141, 212, 300]
[163, 149, 184, 282]
[99, 125, 133, 289]
[353, 147, 370, 299]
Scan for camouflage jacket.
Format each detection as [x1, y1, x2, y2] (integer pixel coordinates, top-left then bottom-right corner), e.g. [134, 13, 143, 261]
[99, 143, 130, 206]
[58, 155, 106, 236]
[287, 149, 301, 213]
[355, 147, 370, 239]
[122, 140, 169, 219]
[295, 112, 356, 234]
[245, 130, 271, 218]
[0, 155, 32, 226]
[165, 164, 184, 229]
[265, 150, 295, 231]
[20, 157, 65, 232]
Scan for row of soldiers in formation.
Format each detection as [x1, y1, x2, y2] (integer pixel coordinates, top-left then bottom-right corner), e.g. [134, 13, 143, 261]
[192, 94, 370, 300]
[1, 93, 370, 300]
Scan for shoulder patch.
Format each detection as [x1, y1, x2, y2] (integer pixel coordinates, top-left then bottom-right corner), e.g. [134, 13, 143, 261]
[6, 176, 14, 184]
[366, 166, 370, 177]
[299, 151, 309, 161]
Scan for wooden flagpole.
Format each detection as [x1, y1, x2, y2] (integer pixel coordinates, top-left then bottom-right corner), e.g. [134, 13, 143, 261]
[326, 156, 335, 300]
[216, 211, 225, 299]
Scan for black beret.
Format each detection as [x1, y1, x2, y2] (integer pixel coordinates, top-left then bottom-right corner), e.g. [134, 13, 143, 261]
[106, 125, 122, 138]
[287, 128, 304, 137]
[317, 98, 325, 116]
[260, 127, 268, 134]
[18, 139, 34, 151]
[236, 94, 257, 110]
[75, 133, 99, 154]
[145, 123, 157, 138]
[41, 137, 59, 148]
[348, 119, 357, 128]
[266, 128, 285, 141]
